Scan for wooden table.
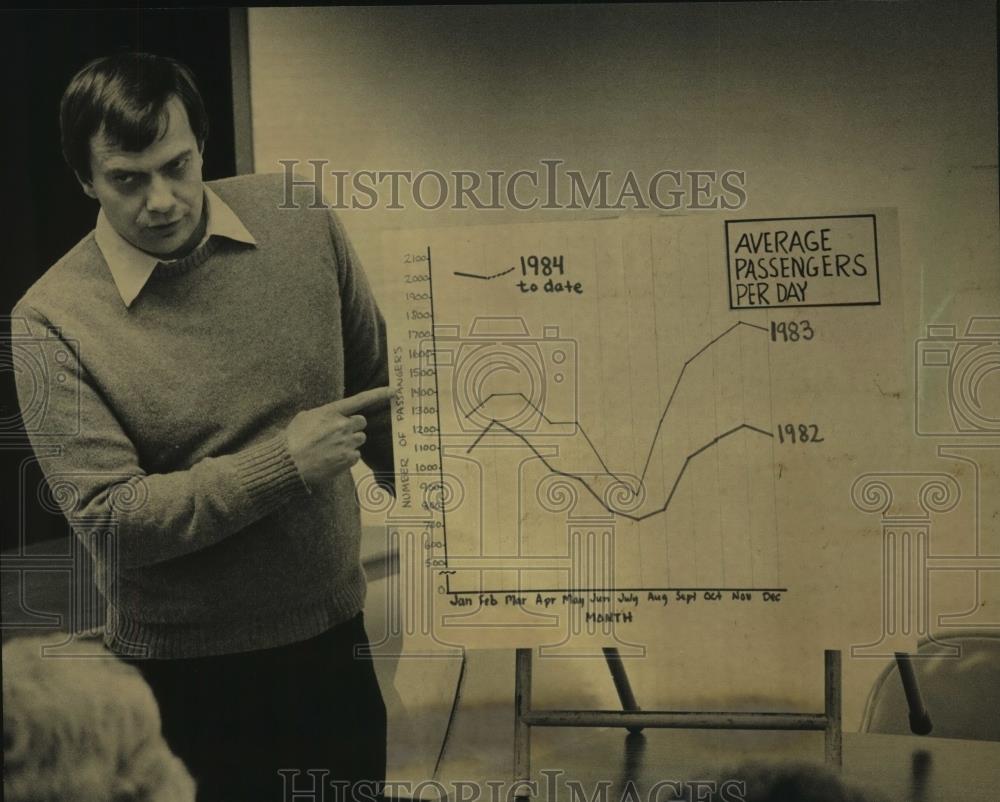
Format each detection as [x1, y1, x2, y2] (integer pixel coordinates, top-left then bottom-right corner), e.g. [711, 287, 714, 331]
[435, 654, 1000, 802]
[440, 713, 998, 801]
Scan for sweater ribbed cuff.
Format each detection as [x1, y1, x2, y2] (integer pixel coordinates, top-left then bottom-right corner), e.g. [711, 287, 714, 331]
[234, 433, 309, 516]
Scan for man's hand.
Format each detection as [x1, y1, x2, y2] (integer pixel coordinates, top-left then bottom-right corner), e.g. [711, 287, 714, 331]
[285, 387, 397, 491]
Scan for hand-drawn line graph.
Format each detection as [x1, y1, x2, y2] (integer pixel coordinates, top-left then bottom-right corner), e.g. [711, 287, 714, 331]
[387, 218, 793, 597]
[432, 321, 777, 592]
[383, 212, 903, 648]
[430, 280, 777, 594]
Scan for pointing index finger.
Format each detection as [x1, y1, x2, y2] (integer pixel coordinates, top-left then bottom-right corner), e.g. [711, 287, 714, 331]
[331, 386, 397, 416]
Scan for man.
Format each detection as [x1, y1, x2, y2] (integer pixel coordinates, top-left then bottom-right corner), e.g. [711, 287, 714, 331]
[13, 52, 395, 801]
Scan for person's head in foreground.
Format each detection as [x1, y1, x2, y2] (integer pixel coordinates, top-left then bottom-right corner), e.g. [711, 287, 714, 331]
[60, 51, 209, 259]
[2, 636, 195, 802]
[685, 761, 885, 802]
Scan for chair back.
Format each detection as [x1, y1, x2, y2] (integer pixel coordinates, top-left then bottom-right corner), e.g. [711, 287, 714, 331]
[861, 630, 1000, 741]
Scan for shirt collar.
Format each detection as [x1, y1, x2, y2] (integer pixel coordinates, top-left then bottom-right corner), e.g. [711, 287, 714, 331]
[95, 185, 257, 308]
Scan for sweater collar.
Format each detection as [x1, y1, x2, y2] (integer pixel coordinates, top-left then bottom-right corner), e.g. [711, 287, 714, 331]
[95, 184, 257, 308]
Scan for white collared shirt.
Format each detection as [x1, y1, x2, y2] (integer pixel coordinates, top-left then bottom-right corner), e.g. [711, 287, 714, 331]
[95, 185, 257, 308]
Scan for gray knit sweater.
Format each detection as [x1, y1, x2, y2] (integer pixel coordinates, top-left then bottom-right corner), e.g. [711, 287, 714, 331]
[13, 173, 394, 658]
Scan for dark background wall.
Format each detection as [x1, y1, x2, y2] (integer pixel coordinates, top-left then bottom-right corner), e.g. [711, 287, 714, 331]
[1, 9, 238, 551]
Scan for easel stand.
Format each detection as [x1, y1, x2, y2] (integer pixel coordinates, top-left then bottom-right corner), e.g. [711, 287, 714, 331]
[513, 648, 842, 798]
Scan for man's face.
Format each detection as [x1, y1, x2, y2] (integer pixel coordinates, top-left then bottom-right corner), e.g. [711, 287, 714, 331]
[80, 96, 205, 258]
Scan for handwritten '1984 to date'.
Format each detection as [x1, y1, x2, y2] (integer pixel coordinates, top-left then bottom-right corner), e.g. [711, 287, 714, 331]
[516, 254, 583, 295]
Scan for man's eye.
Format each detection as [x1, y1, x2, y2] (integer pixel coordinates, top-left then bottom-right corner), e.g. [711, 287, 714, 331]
[167, 158, 189, 173]
[112, 174, 135, 186]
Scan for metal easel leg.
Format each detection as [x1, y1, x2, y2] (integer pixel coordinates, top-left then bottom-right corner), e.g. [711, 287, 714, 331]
[514, 648, 533, 799]
[602, 647, 644, 735]
[824, 650, 843, 768]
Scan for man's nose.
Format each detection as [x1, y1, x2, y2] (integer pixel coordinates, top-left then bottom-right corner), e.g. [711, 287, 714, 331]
[145, 175, 176, 215]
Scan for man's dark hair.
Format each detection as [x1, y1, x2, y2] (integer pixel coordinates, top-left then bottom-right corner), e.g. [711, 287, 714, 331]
[60, 52, 209, 182]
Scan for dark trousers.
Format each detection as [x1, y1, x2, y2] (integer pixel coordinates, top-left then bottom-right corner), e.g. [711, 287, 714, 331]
[124, 614, 386, 802]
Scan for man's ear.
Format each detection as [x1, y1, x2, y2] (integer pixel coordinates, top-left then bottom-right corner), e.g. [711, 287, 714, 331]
[75, 171, 98, 200]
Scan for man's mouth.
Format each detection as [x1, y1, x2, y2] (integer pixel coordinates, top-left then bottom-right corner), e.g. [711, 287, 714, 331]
[149, 219, 182, 234]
